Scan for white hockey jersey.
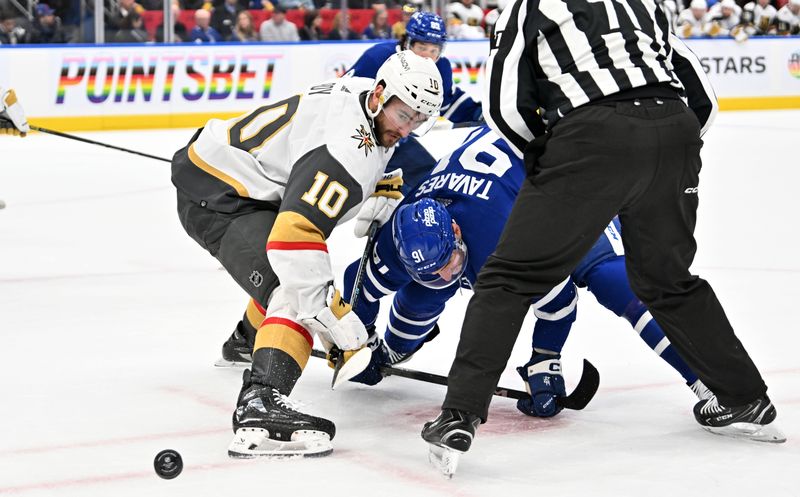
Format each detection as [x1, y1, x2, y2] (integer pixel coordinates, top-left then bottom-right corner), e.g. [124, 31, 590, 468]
[447, 1, 487, 39]
[173, 76, 393, 321]
[774, 3, 800, 34]
[743, 0, 777, 32]
[676, 8, 708, 36]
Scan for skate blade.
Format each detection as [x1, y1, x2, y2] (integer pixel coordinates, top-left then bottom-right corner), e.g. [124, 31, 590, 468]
[427, 444, 461, 478]
[228, 428, 333, 458]
[331, 347, 373, 389]
[702, 422, 787, 443]
[214, 357, 251, 368]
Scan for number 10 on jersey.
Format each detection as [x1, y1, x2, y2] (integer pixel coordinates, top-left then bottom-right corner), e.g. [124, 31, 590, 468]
[301, 171, 349, 218]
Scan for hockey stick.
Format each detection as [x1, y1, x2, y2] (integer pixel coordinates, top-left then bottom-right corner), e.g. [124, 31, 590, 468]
[329, 221, 380, 388]
[429, 119, 485, 133]
[30, 126, 172, 163]
[313, 349, 599, 410]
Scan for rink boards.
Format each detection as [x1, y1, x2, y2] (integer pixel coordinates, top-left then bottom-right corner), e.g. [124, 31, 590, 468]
[1, 37, 798, 131]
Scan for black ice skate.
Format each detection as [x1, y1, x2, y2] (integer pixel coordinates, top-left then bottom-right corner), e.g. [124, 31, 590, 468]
[228, 370, 336, 458]
[214, 322, 253, 368]
[421, 408, 481, 478]
[694, 395, 786, 443]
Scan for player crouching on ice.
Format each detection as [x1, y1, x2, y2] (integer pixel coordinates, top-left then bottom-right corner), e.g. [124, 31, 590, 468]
[169, 51, 443, 458]
[342, 125, 710, 414]
[336, 125, 779, 473]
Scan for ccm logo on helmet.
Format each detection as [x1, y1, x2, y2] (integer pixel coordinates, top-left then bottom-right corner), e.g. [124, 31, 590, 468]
[684, 187, 699, 194]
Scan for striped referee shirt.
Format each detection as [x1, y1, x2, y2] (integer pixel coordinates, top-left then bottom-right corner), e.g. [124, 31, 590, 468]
[484, 0, 718, 156]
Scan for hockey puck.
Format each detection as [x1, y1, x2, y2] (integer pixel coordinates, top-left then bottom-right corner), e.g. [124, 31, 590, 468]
[154, 449, 183, 479]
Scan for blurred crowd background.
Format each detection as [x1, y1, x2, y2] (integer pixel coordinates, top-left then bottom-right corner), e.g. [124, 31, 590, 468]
[0, 0, 797, 45]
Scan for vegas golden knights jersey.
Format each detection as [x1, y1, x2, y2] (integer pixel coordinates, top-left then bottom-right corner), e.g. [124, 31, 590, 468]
[172, 76, 394, 320]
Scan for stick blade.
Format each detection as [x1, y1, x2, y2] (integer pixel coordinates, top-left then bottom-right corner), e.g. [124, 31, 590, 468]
[557, 359, 600, 411]
[331, 347, 373, 389]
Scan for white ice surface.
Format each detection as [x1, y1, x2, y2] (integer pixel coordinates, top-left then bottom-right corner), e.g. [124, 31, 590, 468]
[0, 111, 798, 496]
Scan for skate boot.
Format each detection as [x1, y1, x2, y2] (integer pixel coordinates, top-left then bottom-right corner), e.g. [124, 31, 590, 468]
[215, 321, 253, 367]
[693, 395, 786, 443]
[228, 370, 336, 458]
[421, 408, 481, 478]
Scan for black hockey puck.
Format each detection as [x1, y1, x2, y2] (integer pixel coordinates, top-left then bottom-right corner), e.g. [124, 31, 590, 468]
[154, 449, 183, 480]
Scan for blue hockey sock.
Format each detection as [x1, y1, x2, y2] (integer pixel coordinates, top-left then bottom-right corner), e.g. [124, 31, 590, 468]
[585, 257, 698, 385]
[529, 279, 576, 354]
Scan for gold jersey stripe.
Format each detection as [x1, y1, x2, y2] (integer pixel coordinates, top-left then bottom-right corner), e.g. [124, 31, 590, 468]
[245, 298, 267, 329]
[187, 143, 250, 198]
[267, 211, 325, 245]
[254, 321, 312, 370]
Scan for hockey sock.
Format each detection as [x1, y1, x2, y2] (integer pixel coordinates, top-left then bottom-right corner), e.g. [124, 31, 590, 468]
[529, 279, 577, 354]
[251, 317, 313, 395]
[585, 257, 698, 384]
[240, 298, 267, 344]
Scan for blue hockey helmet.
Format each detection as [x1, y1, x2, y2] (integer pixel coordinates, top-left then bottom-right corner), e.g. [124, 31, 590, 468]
[405, 11, 447, 46]
[392, 198, 467, 289]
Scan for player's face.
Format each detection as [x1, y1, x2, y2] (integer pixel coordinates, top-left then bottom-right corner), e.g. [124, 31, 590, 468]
[375, 97, 428, 146]
[410, 41, 443, 61]
[432, 223, 465, 282]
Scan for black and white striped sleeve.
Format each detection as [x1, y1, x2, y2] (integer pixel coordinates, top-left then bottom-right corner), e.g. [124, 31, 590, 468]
[668, 33, 718, 137]
[482, 0, 547, 158]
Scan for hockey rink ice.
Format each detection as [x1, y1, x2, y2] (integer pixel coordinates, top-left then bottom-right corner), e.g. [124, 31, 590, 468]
[1, 110, 798, 496]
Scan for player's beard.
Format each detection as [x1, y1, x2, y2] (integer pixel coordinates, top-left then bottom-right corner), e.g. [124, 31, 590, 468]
[373, 111, 403, 148]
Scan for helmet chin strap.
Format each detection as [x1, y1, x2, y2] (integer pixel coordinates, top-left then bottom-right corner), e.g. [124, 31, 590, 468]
[365, 89, 383, 120]
[365, 88, 391, 147]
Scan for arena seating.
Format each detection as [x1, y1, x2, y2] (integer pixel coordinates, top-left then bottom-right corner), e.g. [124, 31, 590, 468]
[140, 8, 404, 41]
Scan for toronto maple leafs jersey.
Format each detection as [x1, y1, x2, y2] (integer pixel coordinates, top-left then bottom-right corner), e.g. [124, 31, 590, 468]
[344, 125, 525, 350]
[172, 76, 393, 319]
[344, 125, 624, 355]
[345, 41, 483, 123]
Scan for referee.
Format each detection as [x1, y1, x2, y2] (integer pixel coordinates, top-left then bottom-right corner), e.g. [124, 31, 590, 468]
[422, 0, 784, 454]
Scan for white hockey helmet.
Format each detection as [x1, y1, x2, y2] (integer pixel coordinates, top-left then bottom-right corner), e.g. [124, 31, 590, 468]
[373, 50, 443, 118]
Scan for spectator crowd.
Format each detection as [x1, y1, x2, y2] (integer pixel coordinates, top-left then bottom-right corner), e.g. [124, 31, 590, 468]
[1, 0, 798, 45]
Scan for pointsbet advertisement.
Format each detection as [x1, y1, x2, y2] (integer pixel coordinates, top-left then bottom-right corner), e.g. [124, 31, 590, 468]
[1, 38, 798, 130]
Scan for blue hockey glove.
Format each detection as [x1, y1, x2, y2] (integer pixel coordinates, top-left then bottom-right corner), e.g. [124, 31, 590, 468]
[516, 353, 566, 417]
[349, 324, 442, 386]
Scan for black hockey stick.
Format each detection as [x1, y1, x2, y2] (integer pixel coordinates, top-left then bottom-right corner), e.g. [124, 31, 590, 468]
[453, 119, 486, 129]
[329, 221, 380, 387]
[31, 126, 172, 163]
[313, 348, 599, 410]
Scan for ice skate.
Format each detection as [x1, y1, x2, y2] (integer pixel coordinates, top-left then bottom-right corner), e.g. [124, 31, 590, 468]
[228, 370, 336, 458]
[421, 408, 480, 478]
[214, 322, 252, 367]
[694, 395, 786, 443]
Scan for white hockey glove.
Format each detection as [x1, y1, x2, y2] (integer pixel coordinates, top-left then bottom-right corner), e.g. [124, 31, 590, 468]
[354, 169, 404, 238]
[301, 286, 368, 351]
[0, 88, 30, 137]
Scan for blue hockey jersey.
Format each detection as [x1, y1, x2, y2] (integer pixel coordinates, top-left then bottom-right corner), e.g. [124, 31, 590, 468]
[343, 126, 699, 391]
[343, 125, 529, 353]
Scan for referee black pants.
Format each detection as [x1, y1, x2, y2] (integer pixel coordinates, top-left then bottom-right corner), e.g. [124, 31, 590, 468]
[444, 98, 767, 420]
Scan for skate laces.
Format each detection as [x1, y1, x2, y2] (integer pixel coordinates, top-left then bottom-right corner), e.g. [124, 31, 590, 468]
[691, 380, 713, 401]
[270, 389, 305, 412]
[700, 396, 725, 415]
